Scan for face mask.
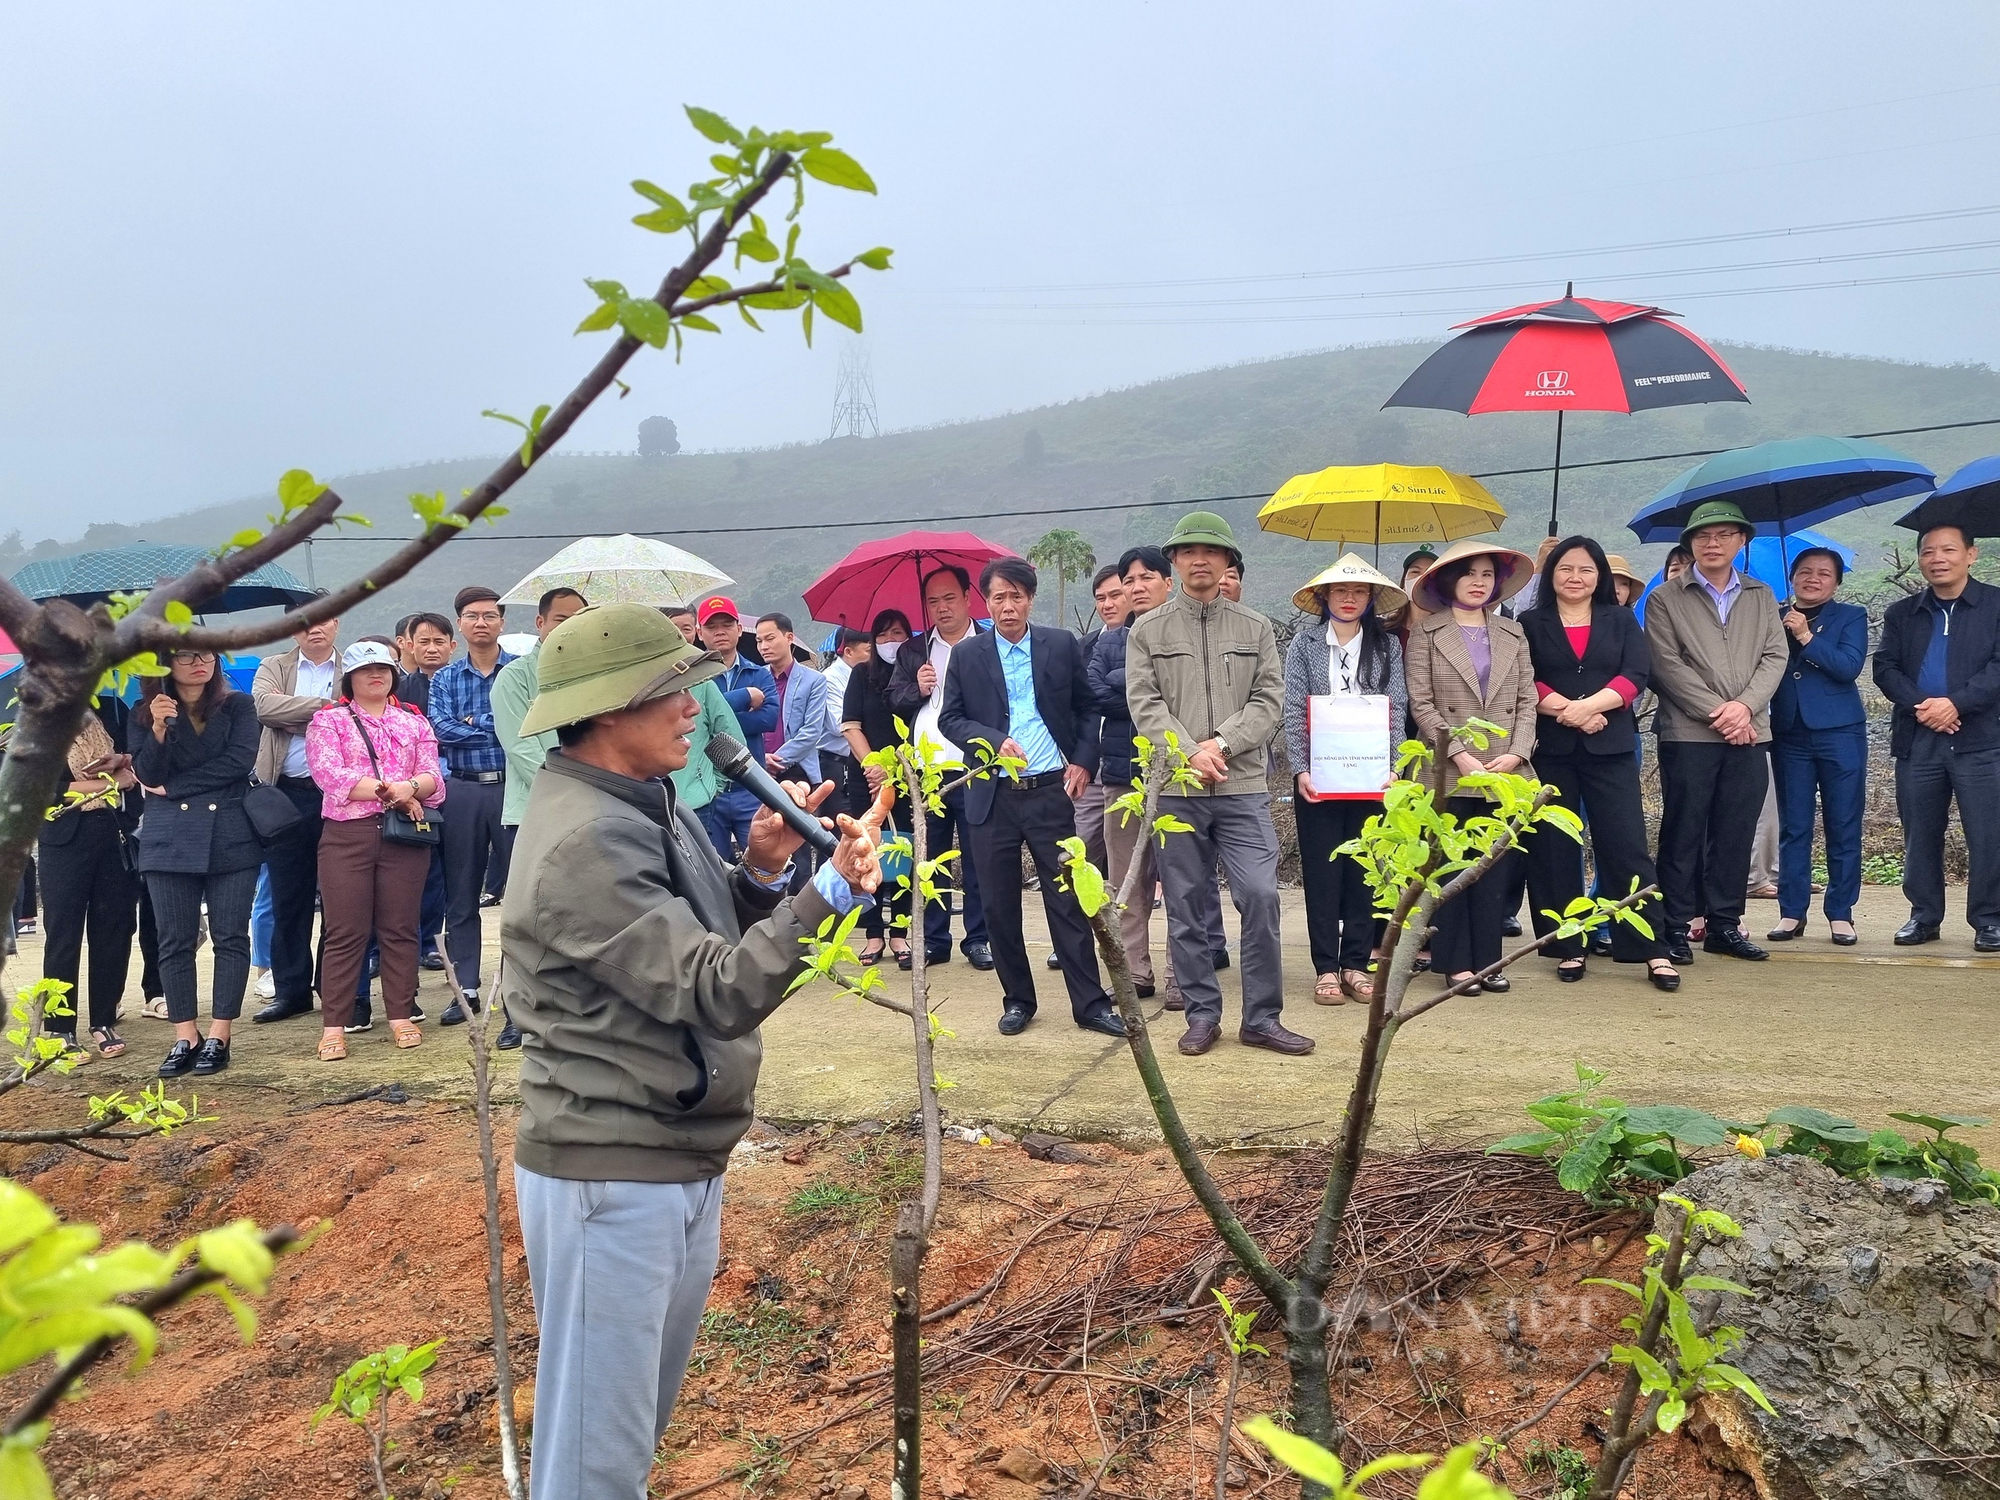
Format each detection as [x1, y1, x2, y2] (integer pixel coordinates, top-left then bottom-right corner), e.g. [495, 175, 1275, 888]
[875, 640, 902, 664]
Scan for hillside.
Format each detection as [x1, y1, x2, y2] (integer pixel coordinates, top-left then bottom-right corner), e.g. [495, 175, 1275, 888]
[15, 342, 2000, 640]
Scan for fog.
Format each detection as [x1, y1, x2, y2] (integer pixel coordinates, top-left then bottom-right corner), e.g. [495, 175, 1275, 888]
[2, 2, 1997, 535]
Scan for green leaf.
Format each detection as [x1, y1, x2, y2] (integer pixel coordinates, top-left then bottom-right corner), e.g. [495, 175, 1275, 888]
[276, 469, 327, 514]
[1556, 1120, 1622, 1194]
[631, 179, 685, 210]
[1680, 1274, 1755, 1296]
[799, 146, 876, 193]
[1239, 1417, 1347, 1489]
[1622, 1105, 1731, 1147]
[737, 230, 779, 263]
[229, 528, 263, 550]
[1484, 1131, 1562, 1157]
[684, 106, 743, 145]
[1888, 1110, 1989, 1135]
[678, 313, 721, 334]
[814, 281, 864, 334]
[1656, 1390, 1688, 1433]
[575, 301, 619, 334]
[162, 601, 193, 627]
[618, 299, 672, 348]
[632, 205, 691, 234]
[1703, 1360, 1778, 1415]
[1765, 1105, 1871, 1143]
[0, 1428, 54, 1500]
[743, 287, 810, 311]
[854, 246, 894, 271]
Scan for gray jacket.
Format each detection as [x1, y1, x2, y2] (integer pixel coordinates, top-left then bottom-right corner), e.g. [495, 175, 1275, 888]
[1125, 592, 1283, 797]
[1643, 569, 1788, 744]
[1281, 624, 1408, 777]
[500, 751, 837, 1184]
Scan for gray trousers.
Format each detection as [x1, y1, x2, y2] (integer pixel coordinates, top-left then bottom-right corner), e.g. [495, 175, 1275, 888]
[1072, 779, 1109, 872]
[1153, 795, 1282, 1028]
[515, 1167, 723, 1500]
[1102, 797, 1177, 997]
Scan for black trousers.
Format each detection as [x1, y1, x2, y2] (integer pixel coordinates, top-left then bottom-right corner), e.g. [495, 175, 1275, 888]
[264, 777, 325, 1006]
[145, 865, 258, 1025]
[1656, 740, 1768, 931]
[38, 818, 141, 1034]
[1895, 737, 2000, 931]
[1294, 796, 1379, 974]
[845, 763, 913, 941]
[963, 780, 1106, 1022]
[919, 783, 987, 955]
[441, 776, 507, 992]
[1430, 795, 1517, 977]
[1525, 750, 1666, 962]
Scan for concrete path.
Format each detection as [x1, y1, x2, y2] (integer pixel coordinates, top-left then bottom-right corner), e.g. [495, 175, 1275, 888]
[15, 883, 1998, 1156]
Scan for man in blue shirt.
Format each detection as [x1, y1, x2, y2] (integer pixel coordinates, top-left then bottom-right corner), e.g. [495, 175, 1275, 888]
[428, 586, 517, 1016]
[1872, 520, 2000, 949]
[695, 596, 778, 860]
[940, 558, 1122, 1038]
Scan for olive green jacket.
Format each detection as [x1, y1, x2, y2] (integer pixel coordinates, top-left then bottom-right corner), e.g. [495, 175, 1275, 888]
[1124, 592, 1283, 796]
[492, 645, 556, 827]
[500, 751, 836, 1184]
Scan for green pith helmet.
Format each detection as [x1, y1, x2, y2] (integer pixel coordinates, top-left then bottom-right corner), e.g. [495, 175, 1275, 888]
[1679, 498, 1754, 550]
[1163, 510, 1244, 569]
[517, 602, 725, 737]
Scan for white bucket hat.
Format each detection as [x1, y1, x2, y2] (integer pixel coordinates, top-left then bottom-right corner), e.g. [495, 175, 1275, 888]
[1292, 552, 1410, 615]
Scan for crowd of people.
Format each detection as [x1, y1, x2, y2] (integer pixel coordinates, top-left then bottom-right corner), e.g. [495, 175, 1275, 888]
[21, 499, 1996, 1079]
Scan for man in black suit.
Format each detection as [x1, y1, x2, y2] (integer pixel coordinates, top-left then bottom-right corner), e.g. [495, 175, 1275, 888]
[940, 558, 1125, 1038]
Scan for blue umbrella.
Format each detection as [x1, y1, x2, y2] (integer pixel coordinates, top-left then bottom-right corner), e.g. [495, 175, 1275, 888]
[1894, 454, 2000, 539]
[1627, 436, 1933, 545]
[1635, 528, 1855, 624]
[11, 542, 316, 613]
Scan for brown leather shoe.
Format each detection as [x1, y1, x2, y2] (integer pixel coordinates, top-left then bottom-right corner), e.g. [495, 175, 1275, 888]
[1239, 1021, 1315, 1056]
[1162, 990, 1186, 1012]
[1178, 1019, 1220, 1055]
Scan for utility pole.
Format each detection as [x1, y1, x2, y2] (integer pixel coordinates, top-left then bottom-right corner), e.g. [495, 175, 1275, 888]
[829, 342, 880, 439]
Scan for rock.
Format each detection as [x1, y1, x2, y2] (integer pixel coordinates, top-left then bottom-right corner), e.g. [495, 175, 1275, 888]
[838, 1488, 867, 1500]
[1666, 1154, 2000, 1500]
[1021, 1132, 1095, 1165]
[994, 1446, 1050, 1483]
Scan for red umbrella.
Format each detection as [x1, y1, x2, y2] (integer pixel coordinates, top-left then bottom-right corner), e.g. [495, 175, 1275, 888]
[1384, 286, 1749, 535]
[803, 530, 1019, 628]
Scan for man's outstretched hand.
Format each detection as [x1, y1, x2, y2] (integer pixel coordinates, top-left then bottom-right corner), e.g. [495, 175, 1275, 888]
[744, 778, 838, 874]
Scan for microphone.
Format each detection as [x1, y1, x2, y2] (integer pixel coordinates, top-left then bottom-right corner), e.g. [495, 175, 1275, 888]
[704, 733, 837, 857]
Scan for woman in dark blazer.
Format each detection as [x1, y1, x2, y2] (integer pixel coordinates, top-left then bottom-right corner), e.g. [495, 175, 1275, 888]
[1767, 546, 1868, 944]
[840, 609, 915, 966]
[130, 648, 263, 1078]
[1519, 537, 1676, 991]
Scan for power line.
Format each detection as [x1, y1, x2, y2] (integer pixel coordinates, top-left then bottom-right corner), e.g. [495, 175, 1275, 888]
[314, 415, 2000, 544]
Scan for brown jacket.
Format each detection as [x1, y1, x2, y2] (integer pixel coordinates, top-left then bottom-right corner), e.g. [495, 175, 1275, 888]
[1642, 569, 1787, 744]
[1405, 611, 1538, 800]
[252, 647, 334, 784]
[1124, 591, 1283, 797]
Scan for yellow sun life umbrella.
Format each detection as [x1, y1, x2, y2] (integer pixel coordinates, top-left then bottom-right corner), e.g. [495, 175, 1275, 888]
[1258, 463, 1506, 546]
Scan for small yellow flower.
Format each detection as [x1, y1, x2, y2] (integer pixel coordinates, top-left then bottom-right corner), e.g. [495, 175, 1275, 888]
[1733, 1133, 1766, 1159]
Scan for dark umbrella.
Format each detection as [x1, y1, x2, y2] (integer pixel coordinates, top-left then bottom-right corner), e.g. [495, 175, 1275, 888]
[1894, 455, 2000, 539]
[11, 542, 317, 613]
[1383, 285, 1749, 535]
[1627, 436, 1933, 546]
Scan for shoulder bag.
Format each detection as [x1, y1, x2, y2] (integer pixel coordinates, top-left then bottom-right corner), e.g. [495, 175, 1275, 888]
[346, 706, 443, 847]
[244, 780, 303, 842]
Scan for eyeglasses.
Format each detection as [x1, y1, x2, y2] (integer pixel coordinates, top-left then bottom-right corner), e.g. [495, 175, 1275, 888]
[460, 612, 504, 625]
[169, 651, 216, 665]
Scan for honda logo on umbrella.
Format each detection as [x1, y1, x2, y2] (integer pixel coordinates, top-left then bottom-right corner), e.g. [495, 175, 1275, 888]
[1526, 369, 1574, 398]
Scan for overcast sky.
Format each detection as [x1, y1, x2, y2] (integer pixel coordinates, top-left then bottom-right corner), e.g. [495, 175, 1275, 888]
[4, 2, 1998, 536]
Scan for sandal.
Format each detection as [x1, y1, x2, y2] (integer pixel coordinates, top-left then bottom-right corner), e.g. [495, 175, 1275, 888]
[91, 1027, 126, 1058]
[1313, 972, 1345, 1005]
[141, 996, 169, 1021]
[390, 1019, 422, 1050]
[1341, 969, 1374, 1001]
[859, 939, 886, 966]
[317, 1032, 347, 1062]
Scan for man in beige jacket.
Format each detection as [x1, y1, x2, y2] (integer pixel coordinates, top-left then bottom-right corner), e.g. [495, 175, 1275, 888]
[1643, 499, 1788, 965]
[249, 616, 340, 1024]
[1126, 512, 1310, 1058]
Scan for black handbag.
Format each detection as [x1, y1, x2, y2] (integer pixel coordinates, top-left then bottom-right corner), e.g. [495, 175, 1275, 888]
[346, 707, 442, 847]
[244, 781, 302, 842]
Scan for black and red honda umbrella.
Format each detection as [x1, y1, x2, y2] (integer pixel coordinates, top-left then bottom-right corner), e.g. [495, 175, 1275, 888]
[1384, 286, 1749, 535]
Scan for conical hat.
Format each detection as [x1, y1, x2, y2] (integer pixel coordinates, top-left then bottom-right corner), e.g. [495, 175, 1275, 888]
[1409, 537, 1537, 614]
[1604, 553, 1648, 589]
[1292, 552, 1409, 615]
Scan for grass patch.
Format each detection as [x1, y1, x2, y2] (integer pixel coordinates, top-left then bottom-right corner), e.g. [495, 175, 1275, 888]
[1520, 1439, 1593, 1499]
[691, 1303, 811, 1379]
[785, 1179, 875, 1219]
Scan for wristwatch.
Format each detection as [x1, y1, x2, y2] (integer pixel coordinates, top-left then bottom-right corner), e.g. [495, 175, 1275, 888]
[1212, 735, 1230, 757]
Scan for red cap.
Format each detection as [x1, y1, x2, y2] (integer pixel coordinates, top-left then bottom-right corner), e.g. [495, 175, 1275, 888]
[696, 595, 740, 626]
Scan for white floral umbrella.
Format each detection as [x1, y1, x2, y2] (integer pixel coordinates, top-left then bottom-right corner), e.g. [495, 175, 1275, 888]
[499, 534, 732, 609]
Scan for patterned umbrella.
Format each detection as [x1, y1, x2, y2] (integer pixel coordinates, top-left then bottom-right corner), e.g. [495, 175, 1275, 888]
[11, 542, 316, 612]
[499, 534, 731, 609]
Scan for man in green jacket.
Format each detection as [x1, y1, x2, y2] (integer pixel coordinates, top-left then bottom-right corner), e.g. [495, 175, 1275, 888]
[489, 587, 590, 1051]
[1126, 511, 1310, 1059]
[502, 603, 879, 1500]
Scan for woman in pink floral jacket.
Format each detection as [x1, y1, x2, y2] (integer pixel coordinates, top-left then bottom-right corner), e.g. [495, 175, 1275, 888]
[305, 637, 447, 1059]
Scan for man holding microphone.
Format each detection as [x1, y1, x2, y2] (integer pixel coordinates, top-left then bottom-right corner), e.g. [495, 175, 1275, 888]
[500, 604, 881, 1500]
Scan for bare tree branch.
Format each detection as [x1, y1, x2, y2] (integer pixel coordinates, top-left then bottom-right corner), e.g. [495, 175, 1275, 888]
[123, 149, 798, 657]
[131, 490, 347, 623]
[0, 580, 42, 641]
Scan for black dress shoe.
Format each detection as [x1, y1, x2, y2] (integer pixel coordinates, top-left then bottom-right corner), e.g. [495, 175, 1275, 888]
[419, 951, 446, 971]
[997, 1004, 1032, 1036]
[1766, 918, 1807, 941]
[251, 997, 313, 1024]
[1134, 982, 1156, 999]
[158, 1038, 200, 1078]
[1481, 974, 1511, 994]
[1045, 951, 1062, 970]
[1178, 1019, 1220, 1055]
[1077, 1005, 1126, 1038]
[924, 948, 952, 967]
[1501, 915, 1523, 938]
[1704, 925, 1768, 961]
[440, 1002, 468, 1026]
[189, 1037, 230, 1076]
[1211, 947, 1231, 971]
[1239, 1021, 1315, 1056]
[1977, 926, 2000, 954]
[1829, 925, 1858, 947]
[1664, 928, 1695, 965]
[963, 942, 996, 971]
[497, 1019, 523, 1050]
[1894, 919, 1941, 946]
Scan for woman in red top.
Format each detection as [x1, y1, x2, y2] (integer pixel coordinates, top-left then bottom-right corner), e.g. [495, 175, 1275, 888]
[1517, 537, 1677, 991]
